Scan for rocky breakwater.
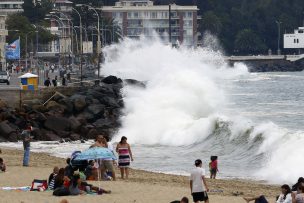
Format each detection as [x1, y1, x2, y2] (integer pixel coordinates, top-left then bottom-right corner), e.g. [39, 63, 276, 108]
[0, 76, 124, 142]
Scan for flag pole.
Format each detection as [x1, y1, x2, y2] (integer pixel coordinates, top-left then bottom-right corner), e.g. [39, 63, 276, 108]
[18, 35, 20, 70]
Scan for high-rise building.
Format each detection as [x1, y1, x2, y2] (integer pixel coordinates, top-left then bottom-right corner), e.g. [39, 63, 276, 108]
[101, 0, 199, 46]
[0, 0, 23, 15]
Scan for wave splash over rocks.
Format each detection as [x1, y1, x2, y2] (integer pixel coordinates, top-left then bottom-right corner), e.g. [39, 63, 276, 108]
[100, 36, 304, 184]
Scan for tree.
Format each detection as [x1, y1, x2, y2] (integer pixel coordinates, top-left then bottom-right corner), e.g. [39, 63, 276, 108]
[22, 0, 53, 23]
[6, 14, 54, 56]
[234, 29, 267, 54]
[200, 11, 222, 35]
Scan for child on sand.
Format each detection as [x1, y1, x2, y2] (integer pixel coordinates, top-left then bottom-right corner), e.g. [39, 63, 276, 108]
[209, 156, 218, 179]
[84, 160, 98, 180]
[48, 166, 59, 190]
[0, 157, 6, 172]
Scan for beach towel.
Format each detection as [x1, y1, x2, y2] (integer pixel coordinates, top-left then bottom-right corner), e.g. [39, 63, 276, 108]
[0, 186, 31, 191]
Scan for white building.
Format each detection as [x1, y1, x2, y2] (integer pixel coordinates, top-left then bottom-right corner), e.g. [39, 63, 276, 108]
[0, 0, 23, 15]
[0, 15, 7, 69]
[284, 27, 304, 49]
[101, 0, 199, 46]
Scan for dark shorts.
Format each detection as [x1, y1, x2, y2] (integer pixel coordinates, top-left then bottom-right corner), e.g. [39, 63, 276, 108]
[211, 168, 217, 175]
[192, 191, 208, 202]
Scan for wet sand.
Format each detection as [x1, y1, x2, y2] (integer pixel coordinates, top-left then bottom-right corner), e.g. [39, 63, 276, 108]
[0, 148, 279, 203]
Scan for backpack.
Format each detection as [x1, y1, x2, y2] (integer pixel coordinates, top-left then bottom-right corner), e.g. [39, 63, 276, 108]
[30, 179, 48, 191]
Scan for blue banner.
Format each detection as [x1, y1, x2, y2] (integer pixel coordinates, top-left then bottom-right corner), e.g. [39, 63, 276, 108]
[5, 39, 20, 60]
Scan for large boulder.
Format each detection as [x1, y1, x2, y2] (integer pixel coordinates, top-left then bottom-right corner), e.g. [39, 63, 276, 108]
[46, 101, 65, 112]
[44, 116, 71, 132]
[102, 75, 122, 84]
[32, 104, 48, 113]
[70, 95, 87, 112]
[44, 132, 61, 141]
[69, 116, 81, 132]
[85, 128, 99, 139]
[76, 111, 94, 122]
[86, 104, 105, 116]
[70, 133, 81, 141]
[0, 99, 7, 109]
[58, 98, 74, 114]
[0, 121, 15, 138]
[7, 132, 18, 142]
[98, 97, 120, 108]
[93, 118, 115, 129]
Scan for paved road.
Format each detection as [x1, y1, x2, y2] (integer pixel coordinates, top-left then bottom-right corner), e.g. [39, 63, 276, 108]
[0, 71, 60, 90]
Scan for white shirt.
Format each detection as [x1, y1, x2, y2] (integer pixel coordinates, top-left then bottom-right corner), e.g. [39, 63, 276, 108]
[276, 193, 292, 203]
[190, 167, 206, 193]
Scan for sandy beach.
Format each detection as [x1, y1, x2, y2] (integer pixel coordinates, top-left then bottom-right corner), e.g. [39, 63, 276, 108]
[0, 148, 279, 203]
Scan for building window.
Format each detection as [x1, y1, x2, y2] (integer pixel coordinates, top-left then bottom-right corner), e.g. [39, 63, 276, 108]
[187, 12, 192, 18]
[134, 12, 139, 18]
[127, 12, 132, 18]
[297, 39, 299, 43]
[151, 12, 157, 19]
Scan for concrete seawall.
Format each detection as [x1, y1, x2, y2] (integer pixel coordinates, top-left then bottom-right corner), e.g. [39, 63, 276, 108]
[0, 86, 83, 108]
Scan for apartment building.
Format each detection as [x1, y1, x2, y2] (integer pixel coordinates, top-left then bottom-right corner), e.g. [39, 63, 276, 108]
[101, 0, 199, 46]
[0, 0, 23, 15]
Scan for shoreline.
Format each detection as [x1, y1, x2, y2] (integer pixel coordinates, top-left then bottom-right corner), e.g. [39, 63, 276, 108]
[0, 144, 271, 183]
[0, 147, 281, 203]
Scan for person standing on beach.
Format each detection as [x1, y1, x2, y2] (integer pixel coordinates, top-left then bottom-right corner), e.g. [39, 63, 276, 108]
[116, 136, 134, 179]
[209, 156, 218, 179]
[190, 159, 209, 203]
[22, 124, 32, 166]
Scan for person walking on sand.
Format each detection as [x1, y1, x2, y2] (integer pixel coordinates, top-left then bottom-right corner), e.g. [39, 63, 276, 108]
[190, 159, 209, 203]
[22, 124, 32, 166]
[116, 136, 133, 179]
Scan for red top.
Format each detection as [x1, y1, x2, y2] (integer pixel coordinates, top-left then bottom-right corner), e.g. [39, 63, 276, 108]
[210, 160, 217, 169]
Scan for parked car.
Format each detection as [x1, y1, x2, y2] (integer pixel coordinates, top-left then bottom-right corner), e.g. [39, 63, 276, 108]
[0, 71, 10, 85]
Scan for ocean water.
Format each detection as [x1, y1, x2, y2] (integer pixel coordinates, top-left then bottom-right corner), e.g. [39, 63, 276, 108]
[1, 37, 304, 184]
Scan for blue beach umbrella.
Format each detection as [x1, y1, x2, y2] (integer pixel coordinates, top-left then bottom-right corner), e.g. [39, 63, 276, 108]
[74, 147, 117, 161]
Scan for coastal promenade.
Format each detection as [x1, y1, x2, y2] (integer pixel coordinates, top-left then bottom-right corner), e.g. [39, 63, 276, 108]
[225, 54, 304, 62]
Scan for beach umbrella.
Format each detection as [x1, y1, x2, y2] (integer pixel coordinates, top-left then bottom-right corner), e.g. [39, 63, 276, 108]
[74, 147, 116, 186]
[74, 147, 117, 161]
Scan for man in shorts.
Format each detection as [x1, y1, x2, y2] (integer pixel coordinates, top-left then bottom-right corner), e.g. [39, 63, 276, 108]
[190, 159, 209, 203]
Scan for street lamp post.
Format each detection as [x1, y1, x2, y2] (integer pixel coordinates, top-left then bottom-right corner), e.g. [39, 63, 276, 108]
[51, 11, 74, 70]
[25, 30, 36, 70]
[45, 16, 65, 71]
[276, 20, 282, 55]
[72, 8, 83, 83]
[76, 4, 101, 78]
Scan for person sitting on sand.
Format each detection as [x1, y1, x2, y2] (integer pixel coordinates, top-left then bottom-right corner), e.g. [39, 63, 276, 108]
[276, 184, 292, 203]
[64, 158, 76, 180]
[292, 184, 304, 203]
[69, 173, 86, 195]
[78, 172, 111, 194]
[54, 168, 70, 190]
[292, 177, 304, 192]
[84, 160, 98, 180]
[48, 166, 59, 190]
[243, 184, 292, 203]
[0, 157, 6, 172]
[170, 196, 189, 203]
